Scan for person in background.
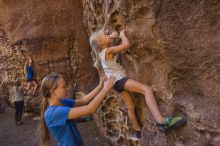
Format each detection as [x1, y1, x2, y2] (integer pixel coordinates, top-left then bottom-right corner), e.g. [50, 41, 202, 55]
[12, 79, 25, 125]
[24, 56, 38, 96]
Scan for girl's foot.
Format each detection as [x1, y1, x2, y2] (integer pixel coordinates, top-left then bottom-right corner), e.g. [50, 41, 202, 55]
[157, 116, 186, 131]
[131, 129, 142, 139]
[16, 121, 24, 125]
[135, 131, 141, 138]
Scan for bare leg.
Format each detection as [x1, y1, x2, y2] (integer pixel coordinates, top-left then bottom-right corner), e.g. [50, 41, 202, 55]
[27, 82, 31, 90]
[121, 91, 141, 131]
[32, 81, 38, 95]
[124, 79, 163, 124]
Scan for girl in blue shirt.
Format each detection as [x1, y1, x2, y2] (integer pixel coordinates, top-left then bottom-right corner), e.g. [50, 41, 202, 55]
[40, 73, 115, 146]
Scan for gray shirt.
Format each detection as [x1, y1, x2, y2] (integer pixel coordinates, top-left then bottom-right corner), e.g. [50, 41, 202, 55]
[13, 86, 24, 102]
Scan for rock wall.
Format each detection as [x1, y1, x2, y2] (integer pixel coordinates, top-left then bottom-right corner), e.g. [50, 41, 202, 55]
[82, 0, 220, 146]
[0, 0, 98, 112]
[0, 0, 219, 146]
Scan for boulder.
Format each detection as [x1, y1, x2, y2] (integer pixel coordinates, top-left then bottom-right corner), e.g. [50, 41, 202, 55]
[82, 0, 220, 145]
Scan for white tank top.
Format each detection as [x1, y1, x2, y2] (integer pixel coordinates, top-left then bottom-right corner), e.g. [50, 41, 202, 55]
[99, 48, 127, 81]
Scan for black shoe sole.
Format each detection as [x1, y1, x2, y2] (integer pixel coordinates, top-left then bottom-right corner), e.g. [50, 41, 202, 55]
[16, 122, 24, 125]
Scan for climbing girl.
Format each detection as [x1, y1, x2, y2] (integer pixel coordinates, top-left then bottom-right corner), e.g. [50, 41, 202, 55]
[89, 29, 186, 137]
[40, 73, 115, 146]
[24, 56, 38, 96]
[13, 79, 25, 125]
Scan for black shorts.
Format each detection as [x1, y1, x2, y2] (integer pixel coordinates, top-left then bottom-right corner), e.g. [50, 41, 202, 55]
[27, 78, 34, 82]
[113, 77, 128, 92]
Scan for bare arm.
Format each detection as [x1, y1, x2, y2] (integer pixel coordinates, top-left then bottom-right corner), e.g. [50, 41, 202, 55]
[74, 84, 102, 107]
[74, 77, 106, 106]
[106, 30, 130, 55]
[24, 63, 27, 74]
[67, 76, 115, 120]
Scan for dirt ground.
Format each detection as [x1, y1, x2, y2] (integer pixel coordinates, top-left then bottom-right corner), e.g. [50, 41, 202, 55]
[0, 108, 107, 146]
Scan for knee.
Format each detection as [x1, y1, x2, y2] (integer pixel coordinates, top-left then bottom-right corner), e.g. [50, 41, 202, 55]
[34, 82, 38, 86]
[143, 85, 153, 94]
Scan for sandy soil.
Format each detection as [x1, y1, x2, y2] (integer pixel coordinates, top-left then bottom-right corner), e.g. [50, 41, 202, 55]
[0, 108, 107, 146]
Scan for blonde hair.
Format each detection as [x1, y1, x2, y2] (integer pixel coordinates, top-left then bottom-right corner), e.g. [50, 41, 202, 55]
[89, 29, 107, 77]
[40, 73, 62, 146]
[89, 29, 104, 55]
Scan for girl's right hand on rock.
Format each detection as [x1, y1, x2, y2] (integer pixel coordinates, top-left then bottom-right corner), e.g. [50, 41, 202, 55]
[119, 30, 126, 38]
[110, 31, 119, 39]
[103, 76, 116, 90]
[120, 30, 125, 34]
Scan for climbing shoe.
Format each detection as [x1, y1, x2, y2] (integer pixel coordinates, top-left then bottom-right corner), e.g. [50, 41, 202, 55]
[130, 130, 142, 139]
[135, 131, 141, 139]
[157, 116, 186, 131]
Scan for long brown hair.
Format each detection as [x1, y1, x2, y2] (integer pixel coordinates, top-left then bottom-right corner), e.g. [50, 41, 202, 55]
[40, 73, 62, 146]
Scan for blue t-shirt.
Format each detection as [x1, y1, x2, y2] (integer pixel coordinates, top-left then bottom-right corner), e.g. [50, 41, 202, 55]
[26, 66, 34, 79]
[45, 98, 84, 146]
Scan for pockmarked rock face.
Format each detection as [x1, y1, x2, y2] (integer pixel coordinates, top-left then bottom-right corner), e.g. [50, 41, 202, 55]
[0, 0, 98, 112]
[82, 0, 220, 146]
[0, 0, 219, 146]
